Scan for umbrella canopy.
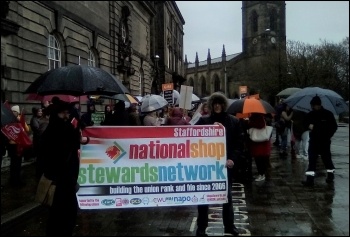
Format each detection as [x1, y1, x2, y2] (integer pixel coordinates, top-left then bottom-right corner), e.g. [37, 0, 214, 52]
[1, 103, 19, 127]
[276, 87, 302, 97]
[101, 93, 138, 104]
[24, 65, 129, 96]
[227, 97, 275, 115]
[175, 93, 201, 105]
[283, 87, 349, 115]
[135, 96, 143, 103]
[141, 95, 168, 113]
[26, 94, 88, 103]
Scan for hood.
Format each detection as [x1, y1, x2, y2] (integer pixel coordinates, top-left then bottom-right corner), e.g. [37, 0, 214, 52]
[171, 107, 183, 118]
[207, 92, 228, 112]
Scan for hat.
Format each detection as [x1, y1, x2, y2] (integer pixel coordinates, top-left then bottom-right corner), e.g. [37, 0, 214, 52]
[310, 95, 322, 105]
[11, 105, 20, 113]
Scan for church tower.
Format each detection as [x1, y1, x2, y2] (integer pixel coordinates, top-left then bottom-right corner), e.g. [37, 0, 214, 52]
[242, 1, 286, 57]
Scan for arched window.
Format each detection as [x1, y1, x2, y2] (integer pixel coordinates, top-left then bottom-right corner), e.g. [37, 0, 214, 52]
[201, 77, 206, 96]
[47, 34, 61, 70]
[88, 50, 96, 67]
[269, 9, 277, 31]
[214, 75, 220, 92]
[189, 77, 194, 87]
[139, 68, 144, 96]
[252, 11, 258, 33]
[121, 22, 127, 43]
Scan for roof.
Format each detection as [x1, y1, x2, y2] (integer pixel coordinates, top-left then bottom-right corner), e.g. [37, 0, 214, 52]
[187, 53, 241, 68]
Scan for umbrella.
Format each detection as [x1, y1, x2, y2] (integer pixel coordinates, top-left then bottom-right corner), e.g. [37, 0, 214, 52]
[26, 94, 88, 103]
[1, 103, 19, 127]
[24, 65, 129, 96]
[100, 93, 139, 104]
[135, 96, 143, 103]
[227, 97, 275, 115]
[141, 95, 168, 113]
[276, 87, 302, 97]
[283, 87, 349, 115]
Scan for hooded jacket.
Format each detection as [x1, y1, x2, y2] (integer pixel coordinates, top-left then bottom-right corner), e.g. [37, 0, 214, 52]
[195, 92, 244, 165]
[167, 107, 190, 125]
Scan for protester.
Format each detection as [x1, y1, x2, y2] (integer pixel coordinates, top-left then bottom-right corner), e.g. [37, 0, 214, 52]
[35, 108, 50, 179]
[248, 113, 272, 182]
[41, 100, 81, 236]
[30, 107, 43, 160]
[273, 98, 284, 146]
[127, 104, 141, 126]
[111, 100, 129, 126]
[302, 95, 338, 186]
[143, 107, 162, 126]
[166, 107, 190, 125]
[278, 103, 293, 156]
[100, 105, 113, 126]
[80, 100, 95, 128]
[7, 105, 30, 186]
[291, 110, 309, 160]
[194, 92, 243, 236]
[200, 102, 209, 116]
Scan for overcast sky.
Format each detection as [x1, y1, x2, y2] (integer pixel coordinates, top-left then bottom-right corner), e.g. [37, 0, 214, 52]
[176, 1, 349, 62]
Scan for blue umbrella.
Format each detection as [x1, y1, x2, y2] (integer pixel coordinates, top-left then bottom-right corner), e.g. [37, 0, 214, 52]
[284, 87, 348, 115]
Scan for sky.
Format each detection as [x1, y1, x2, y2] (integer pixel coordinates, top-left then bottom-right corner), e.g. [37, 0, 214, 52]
[176, 1, 349, 62]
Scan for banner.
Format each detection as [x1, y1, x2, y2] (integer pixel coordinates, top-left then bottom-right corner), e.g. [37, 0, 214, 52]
[78, 125, 228, 209]
[162, 83, 174, 105]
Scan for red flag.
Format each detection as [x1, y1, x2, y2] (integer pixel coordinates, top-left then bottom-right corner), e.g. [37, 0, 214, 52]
[1, 123, 32, 148]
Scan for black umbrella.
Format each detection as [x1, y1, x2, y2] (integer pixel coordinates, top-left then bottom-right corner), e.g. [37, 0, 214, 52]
[24, 65, 129, 96]
[1, 103, 19, 127]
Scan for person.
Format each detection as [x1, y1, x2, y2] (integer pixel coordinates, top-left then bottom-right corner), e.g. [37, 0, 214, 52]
[200, 102, 209, 116]
[30, 107, 43, 160]
[278, 103, 293, 156]
[100, 105, 113, 125]
[127, 104, 141, 126]
[302, 95, 338, 186]
[166, 107, 190, 125]
[80, 100, 95, 128]
[194, 92, 243, 236]
[35, 108, 50, 179]
[291, 110, 309, 160]
[111, 100, 129, 126]
[41, 100, 81, 236]
[143, 107, 162, 126]
[273, 98, 284, 146]
[7, 105, 30, 186]
[247, 113, 272, 182]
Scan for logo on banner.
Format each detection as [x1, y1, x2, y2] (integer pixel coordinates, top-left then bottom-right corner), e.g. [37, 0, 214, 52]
[105, 142, 126, 164]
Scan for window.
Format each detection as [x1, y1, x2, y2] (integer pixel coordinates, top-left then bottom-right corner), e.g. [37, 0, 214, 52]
[214, 76, 220, 92]
[252, 11, 258, 33]
[121, 22, 127, 43]
[88, 50, 96, 67]
[47, 34, 61, 70]
[201, 77, 206, 96]
[139, 68, 144, 96]
[269, 9, 277, 31]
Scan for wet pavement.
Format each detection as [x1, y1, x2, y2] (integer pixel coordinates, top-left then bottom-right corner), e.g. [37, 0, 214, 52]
[1, 125, 349, 236]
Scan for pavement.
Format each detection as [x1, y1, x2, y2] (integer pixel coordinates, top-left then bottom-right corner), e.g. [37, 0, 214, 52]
[1, 124, 349, 236]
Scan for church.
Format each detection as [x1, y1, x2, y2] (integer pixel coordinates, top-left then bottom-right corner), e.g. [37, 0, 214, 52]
[184, 1, 287, 105]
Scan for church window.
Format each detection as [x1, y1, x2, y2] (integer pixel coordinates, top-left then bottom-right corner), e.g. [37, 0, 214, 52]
[47, 34, 61, 70]
[214, 76, 220, 92]
[269, 9, 277, 31]
[201, 77, 206, 96]
[252, 11, 258, 32]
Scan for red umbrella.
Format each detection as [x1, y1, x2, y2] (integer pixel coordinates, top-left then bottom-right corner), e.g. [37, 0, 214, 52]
[26, 94, 88, 103]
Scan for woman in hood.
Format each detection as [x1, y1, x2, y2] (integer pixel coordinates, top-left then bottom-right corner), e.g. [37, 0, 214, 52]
[166, 107, 190, 125]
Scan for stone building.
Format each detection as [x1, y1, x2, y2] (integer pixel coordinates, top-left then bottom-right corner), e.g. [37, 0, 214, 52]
[1, 1, 185, 113]
[184, 1, 286, 105]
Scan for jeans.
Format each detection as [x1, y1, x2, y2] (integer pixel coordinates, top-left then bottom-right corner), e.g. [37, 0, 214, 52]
[280, 128, 291, 152]
[294, 130, 309, 156]
[307, 139, 335, 172]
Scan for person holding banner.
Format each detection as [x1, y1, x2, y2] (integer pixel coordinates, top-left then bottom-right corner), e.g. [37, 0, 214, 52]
[41, 100, 82, 236]
[194, 92, 243, 236]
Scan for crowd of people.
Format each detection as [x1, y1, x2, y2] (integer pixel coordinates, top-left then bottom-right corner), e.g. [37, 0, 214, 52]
[1, 92, 339, 236]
